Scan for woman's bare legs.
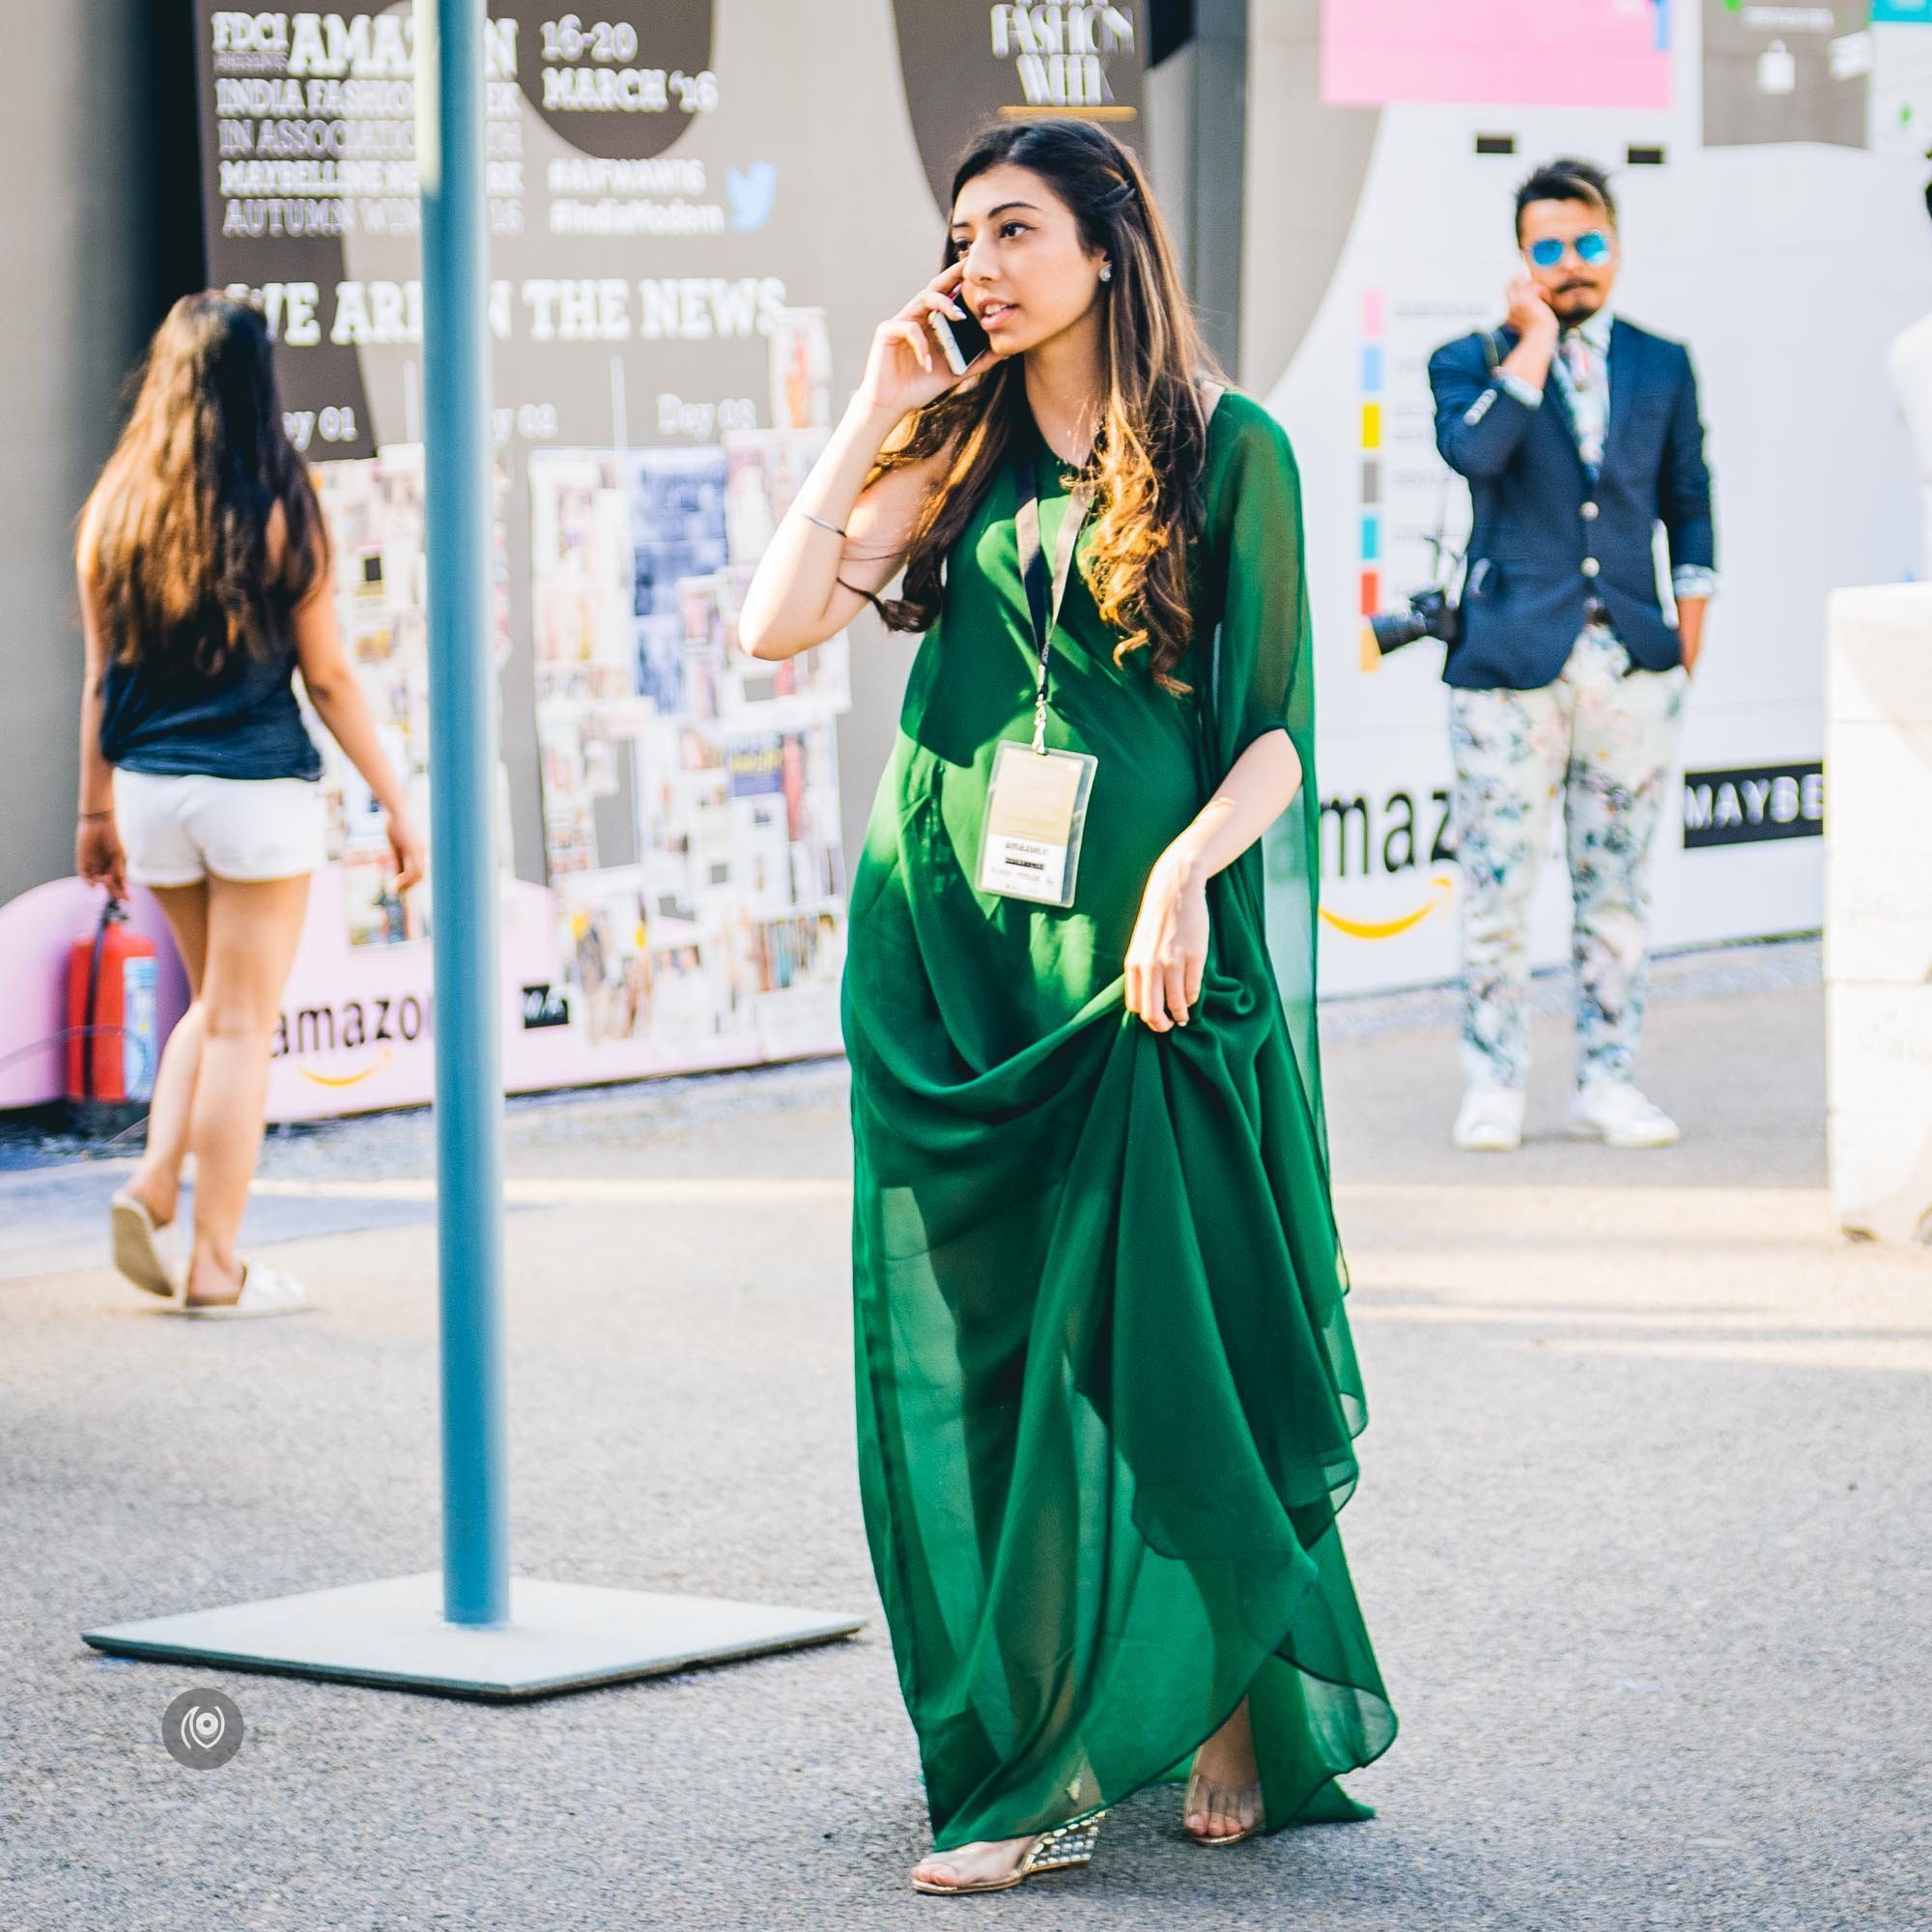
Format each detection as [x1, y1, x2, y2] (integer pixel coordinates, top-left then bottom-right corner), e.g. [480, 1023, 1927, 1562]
[1186, 1695, 1262, 1840]
[179, 872, 310, 1306]
[126, 883, 209, 1228]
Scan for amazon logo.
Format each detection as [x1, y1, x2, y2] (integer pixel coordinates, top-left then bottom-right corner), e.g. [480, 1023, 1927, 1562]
[1314, 789, 1457, 943]
[271, 993, 432, 1085]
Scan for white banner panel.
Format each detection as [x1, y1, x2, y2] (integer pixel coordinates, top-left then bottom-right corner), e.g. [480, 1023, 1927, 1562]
[1250, 1, 1930, 997]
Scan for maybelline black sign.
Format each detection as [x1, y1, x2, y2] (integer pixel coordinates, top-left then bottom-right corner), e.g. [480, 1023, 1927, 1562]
[1682, 761, 1825, 851]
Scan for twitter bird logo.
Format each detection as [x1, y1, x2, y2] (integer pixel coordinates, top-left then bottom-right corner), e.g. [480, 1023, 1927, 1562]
[726, 162, 778, 232]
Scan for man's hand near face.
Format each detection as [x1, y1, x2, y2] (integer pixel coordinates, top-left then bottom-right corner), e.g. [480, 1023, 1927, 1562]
[1506, 275, 1557, 342]
[1499, 274, 1558, 394]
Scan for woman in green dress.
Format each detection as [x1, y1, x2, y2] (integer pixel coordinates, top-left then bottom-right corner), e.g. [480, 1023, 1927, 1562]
[739, 118, 1395, 1896]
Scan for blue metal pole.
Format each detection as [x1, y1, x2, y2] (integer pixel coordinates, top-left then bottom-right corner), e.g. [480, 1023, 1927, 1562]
[417, 0, 510, 1628]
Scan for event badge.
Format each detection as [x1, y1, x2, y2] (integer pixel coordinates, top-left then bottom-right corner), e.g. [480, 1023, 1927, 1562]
[978, 740, 1098, 907]
[976, 459, 1097, 910]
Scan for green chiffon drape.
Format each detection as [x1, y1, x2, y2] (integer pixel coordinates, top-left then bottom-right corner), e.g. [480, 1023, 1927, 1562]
[843, 389, 1396, 1853]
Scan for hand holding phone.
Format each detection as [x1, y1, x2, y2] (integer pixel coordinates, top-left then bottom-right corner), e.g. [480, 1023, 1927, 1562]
[857, 263, 996, 420]
[926, 301, 990, 377]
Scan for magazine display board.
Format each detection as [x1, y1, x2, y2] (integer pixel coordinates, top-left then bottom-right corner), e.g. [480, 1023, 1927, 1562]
[178, 2, 1150, 1117]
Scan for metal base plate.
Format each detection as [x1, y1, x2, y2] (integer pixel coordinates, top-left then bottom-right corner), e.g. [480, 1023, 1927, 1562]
[81, 1573, 865, 1700]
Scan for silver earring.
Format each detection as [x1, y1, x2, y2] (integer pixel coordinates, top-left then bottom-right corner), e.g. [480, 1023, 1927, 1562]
[1098, 264, 1113, 283]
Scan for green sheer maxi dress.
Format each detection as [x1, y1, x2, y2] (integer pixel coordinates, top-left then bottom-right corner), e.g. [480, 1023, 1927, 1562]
[843, 389, 1397, 1853]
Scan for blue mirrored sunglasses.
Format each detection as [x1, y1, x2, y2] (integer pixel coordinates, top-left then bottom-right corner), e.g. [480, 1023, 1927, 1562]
[1528, 231, 1611, 269]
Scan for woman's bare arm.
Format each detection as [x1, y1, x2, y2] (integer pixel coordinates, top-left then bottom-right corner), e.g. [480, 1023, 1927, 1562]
[73, 508, 128, 896]
[736, 396, 947, 661]
[739, 260, 991, 662]
[74, 513, 117, 820]
[1162, 728, 1303, 886]
[1124, 729, 1303, 1033]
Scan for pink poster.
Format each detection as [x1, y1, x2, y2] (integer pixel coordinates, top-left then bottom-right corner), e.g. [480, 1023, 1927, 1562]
[1321, 0, 1671, 110]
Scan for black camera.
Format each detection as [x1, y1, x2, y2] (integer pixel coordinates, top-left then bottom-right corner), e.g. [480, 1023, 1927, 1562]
[1368, 583, 1461, 656]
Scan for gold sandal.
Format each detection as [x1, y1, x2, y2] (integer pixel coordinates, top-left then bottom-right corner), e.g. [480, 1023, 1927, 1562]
[911, 1811, 1105, 1895]
[1183, 1769, 1264, 1847]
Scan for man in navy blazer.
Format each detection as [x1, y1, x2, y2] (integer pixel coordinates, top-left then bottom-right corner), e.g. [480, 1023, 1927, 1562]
[1428, 157, 1716, 1152]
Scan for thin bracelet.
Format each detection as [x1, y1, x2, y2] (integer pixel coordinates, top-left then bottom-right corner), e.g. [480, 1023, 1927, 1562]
[77, 810, 112, 820]
[797, 509, 848, 539]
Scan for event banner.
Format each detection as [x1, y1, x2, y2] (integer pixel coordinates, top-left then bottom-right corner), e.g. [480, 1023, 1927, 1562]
[890, 1, 1146, 212]
[191, 3, 883, 1115]
[189, 5, 1161, 1118]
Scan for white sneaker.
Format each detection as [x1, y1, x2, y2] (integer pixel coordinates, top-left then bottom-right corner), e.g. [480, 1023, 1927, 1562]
[1568, 1080, 1680, 1150]
[1452, 1085, 1526, 1152]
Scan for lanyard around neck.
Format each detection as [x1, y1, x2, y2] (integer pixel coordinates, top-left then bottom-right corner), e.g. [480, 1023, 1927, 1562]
[1013, 456, 1095, 753]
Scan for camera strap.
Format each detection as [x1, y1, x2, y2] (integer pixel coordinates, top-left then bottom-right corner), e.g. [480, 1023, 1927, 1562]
[1013, 458, 1094, 753]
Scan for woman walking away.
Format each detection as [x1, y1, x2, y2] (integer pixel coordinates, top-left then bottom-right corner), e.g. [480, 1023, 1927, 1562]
[739, 118, 1396, 1895]
[75, 292, 423, 1316]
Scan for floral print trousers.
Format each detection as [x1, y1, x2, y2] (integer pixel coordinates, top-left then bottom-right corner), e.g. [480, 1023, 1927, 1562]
[1449, 625, 1689, 1093]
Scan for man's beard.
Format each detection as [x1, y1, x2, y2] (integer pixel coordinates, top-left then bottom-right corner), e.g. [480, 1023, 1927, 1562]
[1552, 285, 1603, 321]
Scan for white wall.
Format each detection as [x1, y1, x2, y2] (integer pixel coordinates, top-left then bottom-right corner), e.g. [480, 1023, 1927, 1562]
[1246, 2, 1932, 996]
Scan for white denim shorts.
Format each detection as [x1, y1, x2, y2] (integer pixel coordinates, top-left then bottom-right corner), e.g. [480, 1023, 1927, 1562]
[112, 769, 327, 887]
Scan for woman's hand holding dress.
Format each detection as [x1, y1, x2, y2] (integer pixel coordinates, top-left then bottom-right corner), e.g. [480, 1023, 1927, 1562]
[1124, 851, 1208, 1031]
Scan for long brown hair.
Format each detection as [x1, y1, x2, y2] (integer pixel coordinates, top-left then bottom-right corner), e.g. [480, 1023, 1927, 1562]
[869, 119, 1217, 694]
[82, 292, 326, 678]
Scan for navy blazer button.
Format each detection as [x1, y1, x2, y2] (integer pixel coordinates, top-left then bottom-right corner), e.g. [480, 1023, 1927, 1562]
[1580, 500, 1600, 520]
[1580, 557, 1601, 577]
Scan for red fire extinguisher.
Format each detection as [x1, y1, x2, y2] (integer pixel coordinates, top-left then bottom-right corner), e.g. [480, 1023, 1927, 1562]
[67, 897, 158, 1109]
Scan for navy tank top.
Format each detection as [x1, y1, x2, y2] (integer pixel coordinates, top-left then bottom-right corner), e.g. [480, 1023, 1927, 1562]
[99, 601, 322, 782]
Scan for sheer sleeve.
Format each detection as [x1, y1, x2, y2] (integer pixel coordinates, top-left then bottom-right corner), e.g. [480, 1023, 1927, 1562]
[1199, 394, 1330, 1166]
[1204, 399, 1311, 775]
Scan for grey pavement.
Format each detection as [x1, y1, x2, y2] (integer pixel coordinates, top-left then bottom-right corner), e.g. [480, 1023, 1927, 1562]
[2, 939, 1927, 1931]
[0, 1167, 439, 1285]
